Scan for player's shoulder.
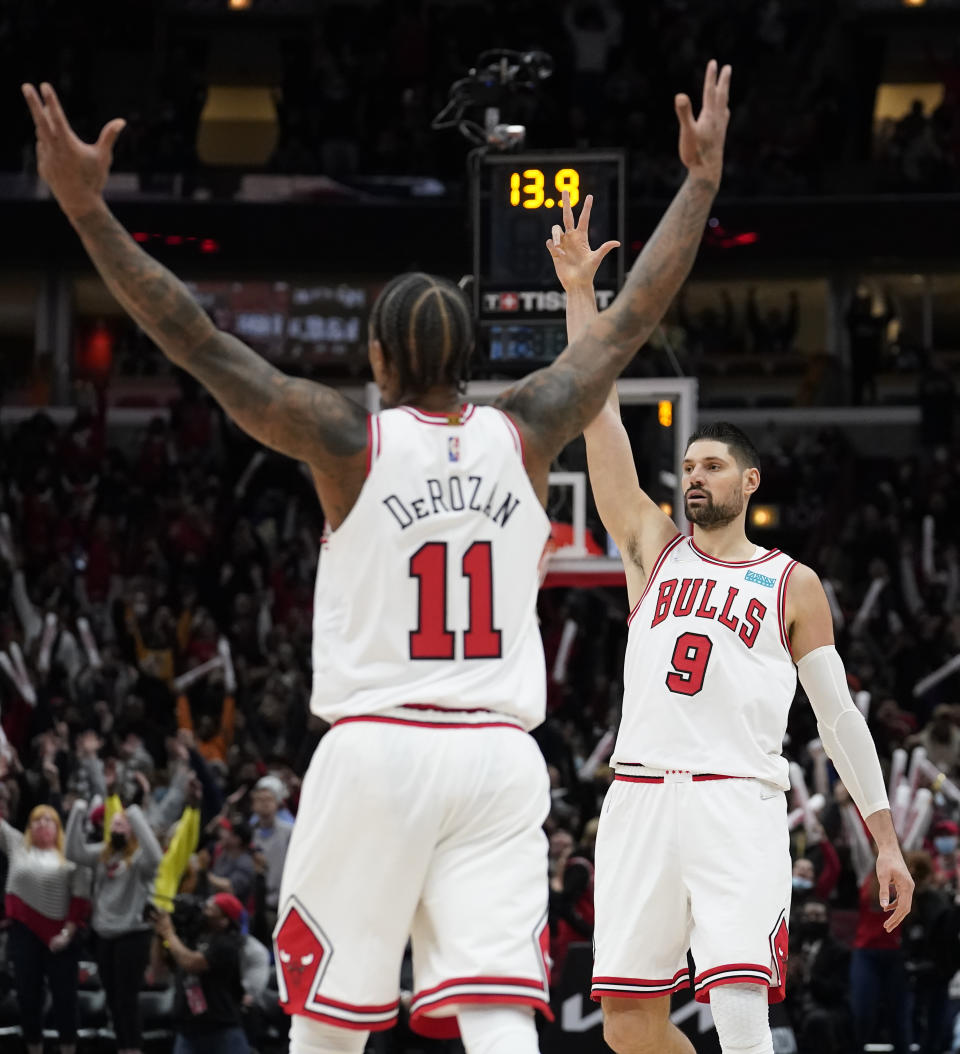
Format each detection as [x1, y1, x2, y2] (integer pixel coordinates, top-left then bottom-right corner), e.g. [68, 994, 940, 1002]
[783, 561, 828, 610]
[627, 514, 682, 576]
[784, 560, 819, 587]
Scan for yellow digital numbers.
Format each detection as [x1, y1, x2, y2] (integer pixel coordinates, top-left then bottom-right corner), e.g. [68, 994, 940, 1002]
[509, 168, 580, 209]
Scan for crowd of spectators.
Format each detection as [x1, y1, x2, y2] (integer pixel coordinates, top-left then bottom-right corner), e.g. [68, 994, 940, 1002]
[4, 0, 958, 197]
[0, 374, 958, 1051]
[875, 43, 960, 194]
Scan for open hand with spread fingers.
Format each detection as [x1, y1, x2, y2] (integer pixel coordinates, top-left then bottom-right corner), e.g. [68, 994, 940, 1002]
[676, 59, 732, 186]
[545, 190, 621, 292]
[21, 82, 125, 219]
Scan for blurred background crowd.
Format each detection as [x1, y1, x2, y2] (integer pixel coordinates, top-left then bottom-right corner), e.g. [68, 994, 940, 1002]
[2, 0, 960, 196]
[2, 0, 960, 1051]
[0, 380, 957, 1051]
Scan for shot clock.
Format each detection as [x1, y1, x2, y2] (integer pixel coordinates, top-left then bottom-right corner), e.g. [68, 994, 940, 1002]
[508, 167, 584, 210]
[471, 151, 625, 370]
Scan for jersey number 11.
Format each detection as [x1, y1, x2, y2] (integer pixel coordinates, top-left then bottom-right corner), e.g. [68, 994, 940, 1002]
[409, 541, 502, 660]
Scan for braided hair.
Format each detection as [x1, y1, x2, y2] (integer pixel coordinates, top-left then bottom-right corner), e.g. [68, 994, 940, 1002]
[369, 272, 474, 400]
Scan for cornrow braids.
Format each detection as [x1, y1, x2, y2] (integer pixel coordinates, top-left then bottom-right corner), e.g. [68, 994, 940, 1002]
[369, 272, 474, 400]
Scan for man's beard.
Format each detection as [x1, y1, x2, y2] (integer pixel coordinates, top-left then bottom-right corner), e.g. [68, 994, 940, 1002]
[684, 489, 744, 528]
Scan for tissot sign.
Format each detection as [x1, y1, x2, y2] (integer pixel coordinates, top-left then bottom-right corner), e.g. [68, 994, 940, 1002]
[482, 289, 616, 315]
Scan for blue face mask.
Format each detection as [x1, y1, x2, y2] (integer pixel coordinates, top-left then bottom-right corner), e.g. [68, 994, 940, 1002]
[935, 836, 958, 855]
[792, 876, 814, 892]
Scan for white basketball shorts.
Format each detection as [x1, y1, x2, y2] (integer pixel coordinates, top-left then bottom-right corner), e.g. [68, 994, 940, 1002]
[274, 706, 552, 1038]
[591, 767, 791, 1005]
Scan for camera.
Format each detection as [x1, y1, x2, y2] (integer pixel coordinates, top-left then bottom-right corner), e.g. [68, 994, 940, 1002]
[431, 49, 554, 151]
[145, 894, 207, 945]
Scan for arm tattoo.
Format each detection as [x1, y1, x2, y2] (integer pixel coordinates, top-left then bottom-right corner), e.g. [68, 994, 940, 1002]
[70, 203, 367, 465]
[499, 174, 718, 458]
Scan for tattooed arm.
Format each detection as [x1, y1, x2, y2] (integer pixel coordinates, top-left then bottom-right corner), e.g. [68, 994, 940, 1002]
[68, 203, 367, 466]
[22, 82, 367, 524]
[495, 60, 731, 500]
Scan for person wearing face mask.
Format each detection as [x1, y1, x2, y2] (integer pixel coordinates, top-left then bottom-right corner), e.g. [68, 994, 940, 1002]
[903, 850, 960, 1054]
[65, 795, 163, 1054]
[930, 819, 960, 891]
[790, 838, 841, 915]
[791, 858, 816, 899]
[785, 899, 850, 1054]
[0, 804, 90, 1054]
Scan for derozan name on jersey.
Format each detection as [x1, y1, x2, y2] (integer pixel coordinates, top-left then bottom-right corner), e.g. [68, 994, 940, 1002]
[383, 474, 522, 530]
[483, 289, 615, 313]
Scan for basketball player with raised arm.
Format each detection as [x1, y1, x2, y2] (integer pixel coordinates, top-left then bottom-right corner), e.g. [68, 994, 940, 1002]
[546, 197, 914, 1054]
[23, 63, 730, 1054]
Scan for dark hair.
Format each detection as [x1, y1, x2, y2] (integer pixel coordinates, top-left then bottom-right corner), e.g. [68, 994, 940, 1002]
[685, 421, 761, 473]
[230, 820, 253, 848]
[369, 272, 474, 398]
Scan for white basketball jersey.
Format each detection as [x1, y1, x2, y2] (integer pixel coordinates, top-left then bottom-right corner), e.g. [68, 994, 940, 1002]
[613, 535, 799, 789]
[309, 404, 551, 730]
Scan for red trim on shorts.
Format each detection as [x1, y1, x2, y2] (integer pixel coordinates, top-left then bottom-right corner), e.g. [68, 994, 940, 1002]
[613, 772, 738, 784]
[695, 962, 771, 984]
[411, 993, 552, 1035]
[591, 969, 690, 1001]
[627, 534, 684, 625]
[695, 974, 782, 1004]
[410, 975, 553, 1037]
[280, 992, 400, 1031]
[331, 715, 523, 732]
[287, 1009, 398, 1032]
[693, 962, 774, 1003]
[689, 540, 782, 568]
[777, 559, 798, 657]
[375, 415, 382, 458]
[306, 994, 399, 1014]
[413, 975, 545, 1001]
[410, 1013, 461, 1040]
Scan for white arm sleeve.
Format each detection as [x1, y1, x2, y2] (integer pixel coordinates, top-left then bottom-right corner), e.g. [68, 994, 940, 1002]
[797, 644, 889, 820]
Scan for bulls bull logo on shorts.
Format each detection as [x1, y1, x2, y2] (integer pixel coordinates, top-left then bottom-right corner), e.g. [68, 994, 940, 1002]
[768, 911, 789, 1002]
[274, 896, 334, 1013]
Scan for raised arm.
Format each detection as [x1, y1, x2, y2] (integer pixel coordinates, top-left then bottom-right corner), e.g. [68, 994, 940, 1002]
[21, 84, 367, 513]
[547, 193, 679, 602]
[126, 803, 164, 874]
[64, 799, 102, 868]
[496, 60, 730, 495]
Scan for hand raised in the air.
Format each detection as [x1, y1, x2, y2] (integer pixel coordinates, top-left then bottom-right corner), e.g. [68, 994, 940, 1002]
[545, 191, 620, 292]
[675, 59, 732, 185]
[21, 82, 125, 219]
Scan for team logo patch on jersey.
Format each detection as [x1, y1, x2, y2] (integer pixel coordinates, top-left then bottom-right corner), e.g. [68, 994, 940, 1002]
[745, 570, 776, 588]
[448, 436, 460, 462]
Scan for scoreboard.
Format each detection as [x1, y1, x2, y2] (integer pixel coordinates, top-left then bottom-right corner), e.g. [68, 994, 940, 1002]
[471, 151, 625, 369]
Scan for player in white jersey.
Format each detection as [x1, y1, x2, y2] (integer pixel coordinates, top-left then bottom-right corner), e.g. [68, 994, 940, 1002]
[23, 63, 731, 1054]
[547, 201, 915, 1054]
